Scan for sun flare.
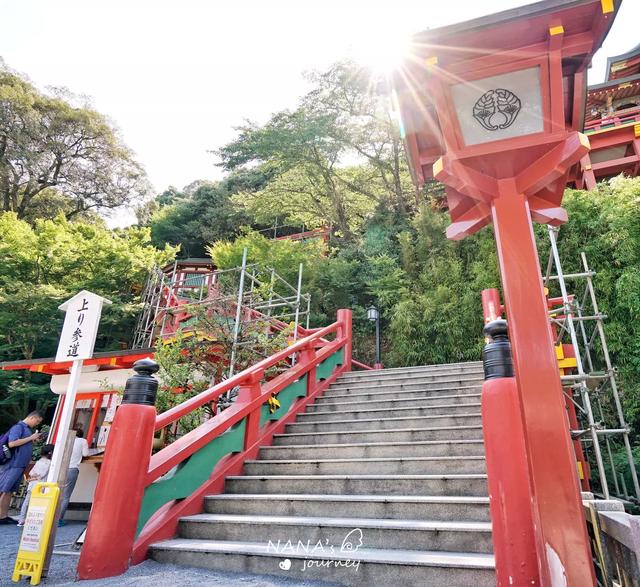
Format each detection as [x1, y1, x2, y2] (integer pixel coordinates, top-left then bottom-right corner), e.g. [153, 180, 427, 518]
[350, 29, 413, 75]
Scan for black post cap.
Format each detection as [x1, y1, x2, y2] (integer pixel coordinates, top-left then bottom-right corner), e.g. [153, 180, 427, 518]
[482, 319, 514, 380]
[123, 358, 160, 406]
[132, 358, 160, 376]
[483, 318, 509, 340]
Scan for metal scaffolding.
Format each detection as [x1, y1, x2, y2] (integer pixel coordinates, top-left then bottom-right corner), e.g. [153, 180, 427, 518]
[132, 250, 311, 377]
[543, 226, 640, 502]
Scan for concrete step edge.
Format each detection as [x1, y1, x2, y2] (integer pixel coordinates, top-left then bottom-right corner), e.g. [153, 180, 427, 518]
[180, 513, 492, 532]
[337, 373, 485, 385]
[287, 413, 482, 427]
[338, 372, 484, 384]
[227, 474, 488, 481]
[205, 494, 490, 504]
[275, 425, 483, 439]
[322, 385, 481, 400]
[304, 403, 481, 417]
[344, 362, 483, 375]
[246, 456, 486, 465]
[310, 393, 482, 409]
[150, 539, 495, 569]
[330, 378, 483, 391]
[263, 439, 485, 450]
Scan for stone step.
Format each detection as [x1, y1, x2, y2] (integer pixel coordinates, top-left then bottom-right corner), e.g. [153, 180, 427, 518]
[260, 439, 485, 460]
[328, 375, 483, 393]
[316, 385, 481, 404]
[149, 540, 496, 587]
[177, 514, 494, 553]
[307, 392, 482, 412]
[225, 474, 488, 496]
[285, 413, 481, 434]
[341, 361, 483, 381]
[243, 455, 486, 476]
[203, 494, 491, 522]
[300, 401, 482, 421]
[273, 424, 484, 446]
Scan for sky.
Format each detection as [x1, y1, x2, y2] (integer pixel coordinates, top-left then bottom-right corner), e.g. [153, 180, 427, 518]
[1, 0, 638, 220]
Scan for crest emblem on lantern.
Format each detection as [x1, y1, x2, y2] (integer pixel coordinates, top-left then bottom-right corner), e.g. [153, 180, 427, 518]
[472, 88, 522, 131]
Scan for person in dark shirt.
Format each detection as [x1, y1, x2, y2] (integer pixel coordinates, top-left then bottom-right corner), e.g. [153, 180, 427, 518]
[0, 411, 44, 524]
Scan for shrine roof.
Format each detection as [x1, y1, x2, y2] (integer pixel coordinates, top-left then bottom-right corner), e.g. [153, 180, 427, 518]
[410, 0, 619, 68]
[605, 43, 640, 82]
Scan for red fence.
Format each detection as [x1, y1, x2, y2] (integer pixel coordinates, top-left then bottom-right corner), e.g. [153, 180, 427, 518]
[78, 309, 353, 579]
[584, 106, 640, 133]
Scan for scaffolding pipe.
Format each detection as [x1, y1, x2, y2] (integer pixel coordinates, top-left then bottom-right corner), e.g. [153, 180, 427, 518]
[266, 269, 276, 318]
[581, 252, 640, 499]
[228, 247, 248, 378]
[291, 263, 304, 366]
[597, 397, 621, 496]
[548, 226, 610, 498]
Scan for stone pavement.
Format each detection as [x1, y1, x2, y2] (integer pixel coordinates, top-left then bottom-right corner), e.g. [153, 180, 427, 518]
[1, 520, 339, 587]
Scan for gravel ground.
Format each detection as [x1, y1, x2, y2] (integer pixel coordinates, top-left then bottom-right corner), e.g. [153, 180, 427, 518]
[1, 519, 339, 587]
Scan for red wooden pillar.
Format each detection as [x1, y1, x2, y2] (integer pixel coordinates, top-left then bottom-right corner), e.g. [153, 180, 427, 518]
[482, 375, 539, 586]
[481, 288, 502, 324]
[565, 392, 591, 492]
[77, 403, 156, 579]
[299, 344, 317, 397]
[336, 309, 352, 371]
[579, 154, 597, 190]
[237, 369, 264, 451]
[491, 190, 595, 585]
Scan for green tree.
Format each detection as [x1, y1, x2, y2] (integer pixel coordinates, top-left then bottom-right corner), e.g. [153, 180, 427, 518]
[0, 212, 176, 428]
[148, 170, 269, 256]
[216, 61, 415, 239]
[0, 62, 147, 219]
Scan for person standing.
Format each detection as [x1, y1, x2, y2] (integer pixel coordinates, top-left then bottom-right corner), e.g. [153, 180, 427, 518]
[17, 444, 54, 526]
[58, 428, 89, 525]
[0, 411, 44, 524]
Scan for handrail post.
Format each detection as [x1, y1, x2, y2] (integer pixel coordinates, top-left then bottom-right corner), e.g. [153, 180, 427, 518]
[481, 321, 539, 585]
[238, 369, 264, 451]
[78, 360, 159, 580]
[336, 309, 352, 371]
[300, 343, 317, 397]
[481, 288, 503, 324]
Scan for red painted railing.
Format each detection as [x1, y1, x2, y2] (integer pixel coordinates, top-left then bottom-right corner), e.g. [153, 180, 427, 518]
[78, 309, 352, 580]
[584, 106, 640, 133]
[352, 358, 375, 370]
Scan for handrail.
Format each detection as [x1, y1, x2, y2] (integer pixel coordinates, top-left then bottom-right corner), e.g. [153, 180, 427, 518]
[78, 309, 352, 580]
[352, 358, 375, 370]
[154, 320, 339, 430]
[147, 338, 342, 484]
[584, 106, 640, 132]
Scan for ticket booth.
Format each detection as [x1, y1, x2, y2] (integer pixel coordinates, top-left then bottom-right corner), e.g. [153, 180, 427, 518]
[1, 349, 153, 520]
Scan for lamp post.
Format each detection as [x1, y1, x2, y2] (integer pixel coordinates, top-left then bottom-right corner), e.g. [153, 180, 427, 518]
[394, 1, 620, 585]
[367, 305, 383, 369]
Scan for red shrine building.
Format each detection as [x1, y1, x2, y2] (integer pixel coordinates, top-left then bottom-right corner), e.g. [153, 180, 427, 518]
[575, 43, 640, 188]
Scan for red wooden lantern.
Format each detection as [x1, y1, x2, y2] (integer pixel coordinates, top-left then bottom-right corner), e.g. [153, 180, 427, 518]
[394, 1, 621, 585]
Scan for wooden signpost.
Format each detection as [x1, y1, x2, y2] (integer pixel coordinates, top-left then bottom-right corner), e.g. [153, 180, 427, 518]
[12, 290, 110, 585]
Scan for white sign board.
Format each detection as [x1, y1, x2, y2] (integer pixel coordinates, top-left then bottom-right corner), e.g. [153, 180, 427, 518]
[18, 506, 46, 553]
[451, 66, 544, 146]
[55, 290, 111, 363]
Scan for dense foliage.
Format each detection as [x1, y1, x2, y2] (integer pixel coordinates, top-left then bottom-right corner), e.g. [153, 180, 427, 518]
[0, 212, 176, 428]
[0, 62, 148, 219]
[2, 58, 639, 488]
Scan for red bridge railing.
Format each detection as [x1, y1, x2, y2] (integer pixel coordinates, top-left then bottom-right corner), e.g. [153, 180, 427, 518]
[78, 309, 353, 580]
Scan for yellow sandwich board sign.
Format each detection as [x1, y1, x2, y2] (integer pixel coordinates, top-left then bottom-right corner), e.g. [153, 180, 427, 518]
[12, 482, 60, 585]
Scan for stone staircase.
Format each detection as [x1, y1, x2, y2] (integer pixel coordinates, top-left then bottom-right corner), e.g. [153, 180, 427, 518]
[149, 362, 495, 586]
